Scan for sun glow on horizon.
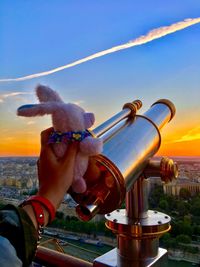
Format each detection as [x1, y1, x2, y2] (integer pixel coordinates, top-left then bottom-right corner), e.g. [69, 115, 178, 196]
[157, 126, 200, 157]
[0, 98, 200, 157]
[1, 124, 200, 157]
[0, 138, 40, 157]
[168, 126, 200, 143]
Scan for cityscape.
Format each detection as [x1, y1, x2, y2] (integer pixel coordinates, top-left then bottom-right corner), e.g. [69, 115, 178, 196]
[0, 156, 200, 266]
[0, 156, 200, 200]
[0, 157, 38, 201]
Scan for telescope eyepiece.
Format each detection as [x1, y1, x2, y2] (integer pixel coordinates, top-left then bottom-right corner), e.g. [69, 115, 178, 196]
[151, 99, 176, 121]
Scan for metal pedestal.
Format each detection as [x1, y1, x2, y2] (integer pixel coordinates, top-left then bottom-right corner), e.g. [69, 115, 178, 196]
[94, 247, 168, 267]
[93, 175, 175, 267]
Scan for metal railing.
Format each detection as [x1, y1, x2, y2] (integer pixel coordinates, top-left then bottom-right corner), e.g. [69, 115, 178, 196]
[35, 246, 92, 267]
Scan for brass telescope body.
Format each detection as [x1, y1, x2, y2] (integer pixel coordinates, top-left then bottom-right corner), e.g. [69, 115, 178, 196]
[69, 99, 178, 267]
[71, 99, 176, 221]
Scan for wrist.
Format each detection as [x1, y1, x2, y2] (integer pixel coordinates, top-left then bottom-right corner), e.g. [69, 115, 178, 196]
[22, 203, 50, 226]
[22, 204, 38, 229]
[22, 195, 56, 222]
[19, 195, 56, 242]
[37, 189, 64, 210]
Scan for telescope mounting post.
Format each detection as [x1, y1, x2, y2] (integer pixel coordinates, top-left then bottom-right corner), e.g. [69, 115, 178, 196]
[94, 157, 178, 267]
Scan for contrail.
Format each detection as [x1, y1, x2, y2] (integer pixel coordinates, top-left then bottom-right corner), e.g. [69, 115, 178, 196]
[0, 92, 32, 102]
[1, 17, 200, 82]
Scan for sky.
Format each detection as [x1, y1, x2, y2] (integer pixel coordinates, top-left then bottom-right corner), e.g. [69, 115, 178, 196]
[0, 1, 200, 157]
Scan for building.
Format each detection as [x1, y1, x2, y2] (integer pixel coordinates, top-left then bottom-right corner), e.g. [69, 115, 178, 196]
[163, 178, 200, 196]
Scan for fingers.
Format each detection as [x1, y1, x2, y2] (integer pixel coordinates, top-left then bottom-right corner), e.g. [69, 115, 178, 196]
[40, 127, 78, 168]
[40, 127, 56, 163]
[61, 142, 78, 167]
[40, 145, 56, 166]
[40, 127, 54, 146]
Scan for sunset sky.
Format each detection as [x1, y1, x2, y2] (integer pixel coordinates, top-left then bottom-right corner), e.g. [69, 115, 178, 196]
[0, 1, 200, 157]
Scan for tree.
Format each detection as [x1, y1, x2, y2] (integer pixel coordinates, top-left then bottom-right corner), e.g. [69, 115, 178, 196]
[161, 233, 172, 248]
[149, 185, 164, 208]
[158, 199, 169, 211]
[190, 201, 200, 216]
[56, 211, 64, 220]
[177, 201, 188, 217]
[176, 234, 191, 244]
[179, 188, 191, 200]
[193, 225, 200, 235]
[181, 221, 193, 236]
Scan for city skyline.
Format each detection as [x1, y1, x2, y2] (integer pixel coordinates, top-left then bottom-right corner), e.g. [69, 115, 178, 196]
[0, 1, 200, 156]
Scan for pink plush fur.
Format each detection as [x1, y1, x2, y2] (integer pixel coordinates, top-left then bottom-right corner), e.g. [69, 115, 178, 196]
[17, 84, 103, 193]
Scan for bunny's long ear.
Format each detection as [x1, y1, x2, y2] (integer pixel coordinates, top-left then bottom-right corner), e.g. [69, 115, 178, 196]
[36, 84, 63, 103]
[17, 103, 57, 117]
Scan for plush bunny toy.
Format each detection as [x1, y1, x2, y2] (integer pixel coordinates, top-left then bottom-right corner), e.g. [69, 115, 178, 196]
[17, 85, 103, 193]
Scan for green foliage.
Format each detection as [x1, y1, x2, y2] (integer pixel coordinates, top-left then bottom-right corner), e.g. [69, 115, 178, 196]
[50, 186, 200, 252]
[176, 234, 191, 244]
[149, 185, 164, 208]
[176, 201, 189, 216]
[0, 202, 5, 209]
[190, 200, 200, 216]
[56, 211, 64, 220]
[185, 246, 199, 254]
[179, 188, 191, 200]
[193, 224, 200, 235]
[149, 186, 200, 251]
[49, 216, 114, 238]
[158, 199, 169, 211]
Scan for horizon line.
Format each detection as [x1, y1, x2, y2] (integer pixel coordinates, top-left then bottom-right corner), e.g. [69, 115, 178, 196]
[1, 155, 200, 158]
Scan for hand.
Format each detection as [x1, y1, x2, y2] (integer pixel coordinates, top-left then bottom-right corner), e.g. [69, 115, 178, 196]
[37, 127, 78, 210]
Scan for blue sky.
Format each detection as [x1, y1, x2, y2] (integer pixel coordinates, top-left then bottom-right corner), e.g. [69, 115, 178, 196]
[0, 1, 200, 156]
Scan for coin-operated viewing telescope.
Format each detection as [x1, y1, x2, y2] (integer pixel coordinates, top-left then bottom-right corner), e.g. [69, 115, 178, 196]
[70, 99, 178, 267]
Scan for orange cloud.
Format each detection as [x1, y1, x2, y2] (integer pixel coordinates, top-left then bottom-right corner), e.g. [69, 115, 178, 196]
[157, 125, 200, 156]
[0, 127, 41, 156]
[169, 126, 200, 143]
[158, 138, 200, 156]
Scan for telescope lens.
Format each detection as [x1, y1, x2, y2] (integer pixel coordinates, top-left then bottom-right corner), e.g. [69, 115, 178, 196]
[76, 204, 100, 222]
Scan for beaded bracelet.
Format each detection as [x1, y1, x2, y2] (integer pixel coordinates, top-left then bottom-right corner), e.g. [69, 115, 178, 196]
[48, 129, 91, 143]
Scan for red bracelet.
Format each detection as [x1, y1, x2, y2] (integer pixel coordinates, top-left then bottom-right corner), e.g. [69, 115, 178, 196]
[30, 201, 45, 242]
[20, 195, 56, 223]
[31, 201, 45, 226]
